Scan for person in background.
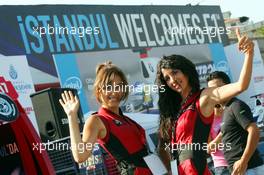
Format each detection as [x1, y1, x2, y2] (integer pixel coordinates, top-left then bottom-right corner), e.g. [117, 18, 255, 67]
[60, 61, 152, 175]
[207, 72, 230, 175]
[207, 71, 264, 175]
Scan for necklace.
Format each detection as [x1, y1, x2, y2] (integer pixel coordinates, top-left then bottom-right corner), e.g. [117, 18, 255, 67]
[180, 90, 193, 106]
[174, 90, 194, 120]
[172, 90, 194, 148]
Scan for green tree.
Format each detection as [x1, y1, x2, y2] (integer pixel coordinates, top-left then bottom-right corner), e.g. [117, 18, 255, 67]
[256, 26, 264, 36]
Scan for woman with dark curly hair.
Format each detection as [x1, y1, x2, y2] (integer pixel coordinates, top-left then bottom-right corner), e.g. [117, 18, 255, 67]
[156, 29, 255, 175]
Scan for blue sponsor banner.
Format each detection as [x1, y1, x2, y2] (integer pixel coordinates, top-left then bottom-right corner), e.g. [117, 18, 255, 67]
[0, 5, 228, 76]
[209, 43, 233, 81]
[53, 54, 89, 114]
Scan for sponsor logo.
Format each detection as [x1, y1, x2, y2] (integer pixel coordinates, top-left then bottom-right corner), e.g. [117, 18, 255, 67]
[85, 78, 94, 91]
[7, 65, 33, 95]
[196, 62, 215, 82]
[216, 60, 229, 74]
[0, 93, 19, 122]
[63, 76, 82, 94]
[9, 65, 18, 80]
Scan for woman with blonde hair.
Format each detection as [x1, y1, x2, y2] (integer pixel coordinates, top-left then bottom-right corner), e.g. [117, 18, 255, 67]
[60, 61, 152, 175]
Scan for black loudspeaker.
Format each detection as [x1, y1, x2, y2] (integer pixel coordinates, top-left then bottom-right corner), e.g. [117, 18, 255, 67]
[30, 88, 84, 142]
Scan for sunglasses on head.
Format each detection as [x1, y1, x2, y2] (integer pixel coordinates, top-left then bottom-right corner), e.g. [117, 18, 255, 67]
[215, 104, 222, 108]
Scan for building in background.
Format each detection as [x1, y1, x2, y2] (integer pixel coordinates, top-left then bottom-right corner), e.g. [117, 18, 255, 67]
[223, 11, 264, 60]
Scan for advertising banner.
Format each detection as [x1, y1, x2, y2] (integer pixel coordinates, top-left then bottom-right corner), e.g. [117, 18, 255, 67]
[224, 41, 264, 122]
[0, 5, 229, 116]
[0, 55, 38, 132]
[0, 5, 228, 76]
[54, 43, 230, 115]
[0, 76, 55, 174]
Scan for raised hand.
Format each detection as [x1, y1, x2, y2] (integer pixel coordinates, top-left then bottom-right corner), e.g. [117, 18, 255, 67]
[59, 90, 80, 116]
[236, 28, 254, 55]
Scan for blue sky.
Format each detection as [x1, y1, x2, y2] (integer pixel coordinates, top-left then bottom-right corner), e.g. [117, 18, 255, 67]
[1, 0, 263, 22]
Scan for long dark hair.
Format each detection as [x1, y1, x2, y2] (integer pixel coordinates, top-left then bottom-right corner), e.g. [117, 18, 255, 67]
[156, 55, 200, 141]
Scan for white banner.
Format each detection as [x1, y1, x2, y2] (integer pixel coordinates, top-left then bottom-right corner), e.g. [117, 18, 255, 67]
[251, 42, 264, 95]
[0, 55, 39, 132]
[224, 41, 264, 110]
